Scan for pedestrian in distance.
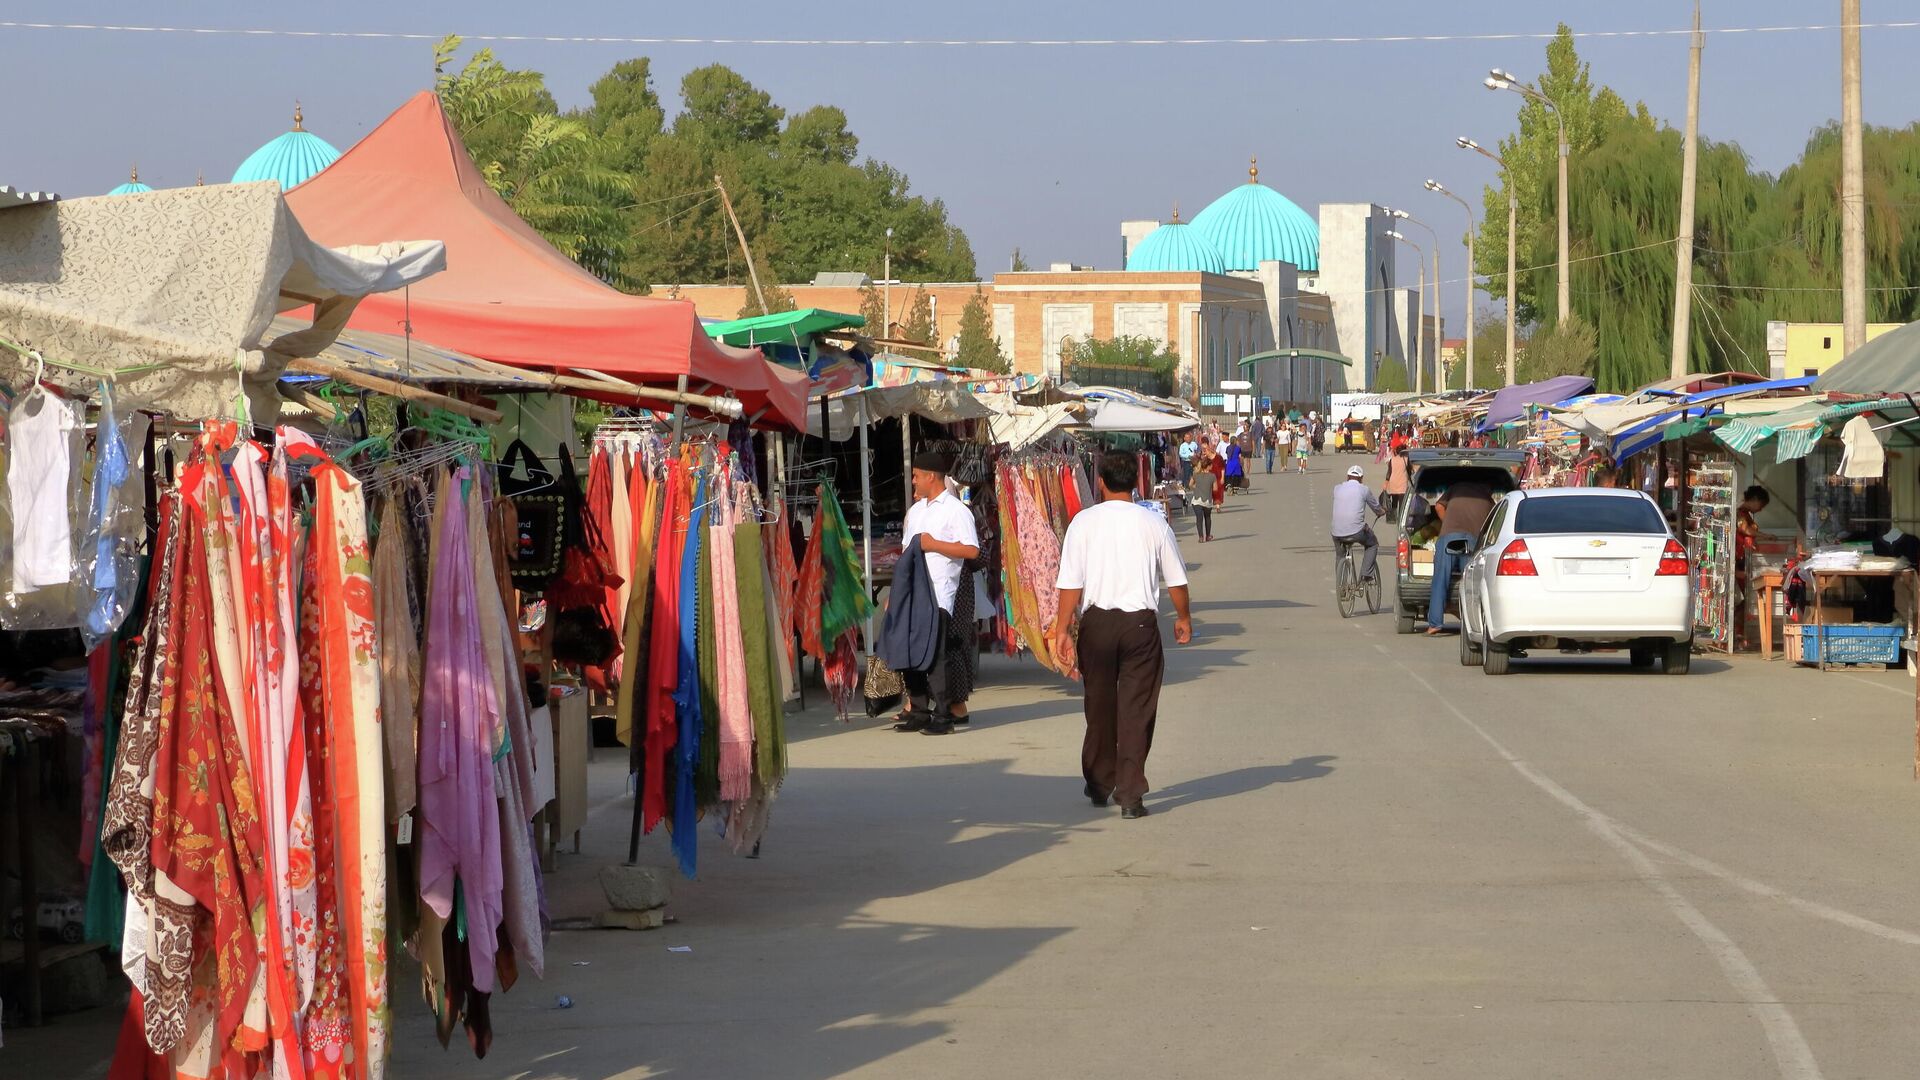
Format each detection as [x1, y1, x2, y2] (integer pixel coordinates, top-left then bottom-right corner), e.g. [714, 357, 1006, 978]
[1224, 437, 1245, 493]
[1187, 443, 1218, 543]
[1053, 450, 1193, 820]
[1382, 444, 1410, 521]
[1263, 421, 1278, 474]
[1177, 431, 1198, 486]
[1274, 422, 1294, 472]
[1293, 425, 1312, 474]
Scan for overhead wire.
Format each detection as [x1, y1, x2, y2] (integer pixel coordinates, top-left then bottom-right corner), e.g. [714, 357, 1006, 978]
[2, 19, 1917, 48]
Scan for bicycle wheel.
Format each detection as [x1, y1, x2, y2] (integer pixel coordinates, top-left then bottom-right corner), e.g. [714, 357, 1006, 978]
[1365, 566, 1382, 614]
[1335, 556, 1356, 618]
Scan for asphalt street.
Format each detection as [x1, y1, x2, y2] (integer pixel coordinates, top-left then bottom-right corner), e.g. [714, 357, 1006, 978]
[27, 457, 1920, 1079]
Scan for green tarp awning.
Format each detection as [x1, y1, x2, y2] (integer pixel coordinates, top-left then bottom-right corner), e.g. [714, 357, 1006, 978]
[703, 307, 865, 348]
[1812, 321, 1920, 393]
[1714, 397, 1905, 462]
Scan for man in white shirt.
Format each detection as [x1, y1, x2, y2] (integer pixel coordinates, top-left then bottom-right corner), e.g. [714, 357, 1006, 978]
[1052, 450, 1193, 818]
[896, 451, 981, 735]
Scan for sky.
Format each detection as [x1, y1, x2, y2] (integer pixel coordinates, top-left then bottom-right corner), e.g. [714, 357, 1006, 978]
[7, 1, 1919, 332]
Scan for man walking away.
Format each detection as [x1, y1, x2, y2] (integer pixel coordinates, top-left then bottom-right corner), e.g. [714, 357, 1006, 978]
[1054, 451, 1193, 819]
[895, 452, 981, 734]
[1425, 478, 1496, 636]
[1330, 464, 1384, 584]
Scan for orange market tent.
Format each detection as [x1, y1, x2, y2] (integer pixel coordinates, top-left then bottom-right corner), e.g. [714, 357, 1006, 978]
[285, 91, 808, 429]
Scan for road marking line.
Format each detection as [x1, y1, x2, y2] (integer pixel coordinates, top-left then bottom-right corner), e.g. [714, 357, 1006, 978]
[1378, 645, 1823, 1080]
[1834, 671, 1913, 699]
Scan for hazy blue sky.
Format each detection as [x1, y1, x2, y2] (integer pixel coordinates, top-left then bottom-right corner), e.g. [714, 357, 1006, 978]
[7, 2, 1917, 329]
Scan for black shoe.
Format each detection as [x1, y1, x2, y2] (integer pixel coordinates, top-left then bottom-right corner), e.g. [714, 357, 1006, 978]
[1084, 782, 1110, 808]
[950, 711, 970, 725]
[920, 719, 955, 736]
[892, 712, 932, 733]
[1119, 803, 1150, 819]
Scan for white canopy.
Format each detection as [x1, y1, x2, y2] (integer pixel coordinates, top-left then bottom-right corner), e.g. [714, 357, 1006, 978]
[0, 181, 445, 419]
[1085, 400, 1199, 433]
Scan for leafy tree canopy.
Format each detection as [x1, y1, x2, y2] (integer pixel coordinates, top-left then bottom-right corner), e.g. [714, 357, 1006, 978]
[435, 38, 977, 295]
[1372, 356, 1410, 393]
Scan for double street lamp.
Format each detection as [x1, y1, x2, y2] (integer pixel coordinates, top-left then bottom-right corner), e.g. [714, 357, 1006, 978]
[1485, 68, 1570, 323]
[1384, 209, 1439, 394]
[1424, 179, 1476, 391]
[1457, 136, 1518, 386]
[1384, 230, 1426, 393]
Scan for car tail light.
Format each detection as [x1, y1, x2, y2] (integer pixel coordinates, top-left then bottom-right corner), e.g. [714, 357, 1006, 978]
[1396, 535, 1409, 571]
[1656, 539, 1689, 576]
[1495, 538, 1537, 576]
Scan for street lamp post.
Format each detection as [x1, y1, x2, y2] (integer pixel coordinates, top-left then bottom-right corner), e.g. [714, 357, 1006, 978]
[1387, 208, 1441, 394]
[1385, 230, 1425, 393]
[1425, 179, 1476, 390]
[882, 226, 894, 337]
[1459, 137, 1518, 386]
[1486, 69, 1570, 323]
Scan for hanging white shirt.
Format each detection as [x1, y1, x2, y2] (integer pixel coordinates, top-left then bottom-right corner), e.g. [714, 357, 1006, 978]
[8, 389, 80, 593]
[1055, 499, 1189, 614]
[902, 489, 978, 613]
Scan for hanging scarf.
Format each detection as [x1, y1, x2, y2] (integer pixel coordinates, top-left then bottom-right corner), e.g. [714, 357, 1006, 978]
[417, 467, 505, 994]
[372, 494, 419, 823]
[642, 458, 690, 833]
[669, 473, 710, 877]
[794, 498, 828, 664]
[613, 477, 662, 748]
[734, 522, 785, 789]
[711, 493, 754, 803]
[816, 479, 871, 646]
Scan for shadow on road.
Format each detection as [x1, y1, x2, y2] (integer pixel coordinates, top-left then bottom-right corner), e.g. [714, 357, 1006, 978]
[1192, 597, 1313, 612]
[1149, 756, 1338, 816]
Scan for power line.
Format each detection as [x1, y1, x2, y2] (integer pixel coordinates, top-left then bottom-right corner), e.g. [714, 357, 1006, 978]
[2, 19, 1917, 48]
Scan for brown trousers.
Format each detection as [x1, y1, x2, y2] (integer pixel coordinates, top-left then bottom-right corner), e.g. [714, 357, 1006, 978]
[1077, 606, 1166, 805]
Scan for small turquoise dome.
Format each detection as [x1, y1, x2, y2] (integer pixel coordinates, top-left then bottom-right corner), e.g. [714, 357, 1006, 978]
[107, 166, 152, 196]
[232, 105, 340, 190]
[1126, 218, 1228, 274]
[1189, 159, 1320, 274]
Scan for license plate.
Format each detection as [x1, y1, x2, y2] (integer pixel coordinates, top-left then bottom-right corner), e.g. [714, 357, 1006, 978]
[1412, 564, 1432, 578]
[1561, 559, 1630, 576]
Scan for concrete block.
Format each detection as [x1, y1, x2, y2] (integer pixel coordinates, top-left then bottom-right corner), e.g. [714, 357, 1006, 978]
[599, 864, 671, 912]
[596, 907, 666, 931]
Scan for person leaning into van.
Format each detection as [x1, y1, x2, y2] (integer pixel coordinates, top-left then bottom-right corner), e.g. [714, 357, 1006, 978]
[1425, 479, 1496, 636]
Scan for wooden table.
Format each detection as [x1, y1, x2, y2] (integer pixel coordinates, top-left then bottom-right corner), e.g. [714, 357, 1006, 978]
[1804, 566, 1917, 671]
[1754, 569, 1785, 660]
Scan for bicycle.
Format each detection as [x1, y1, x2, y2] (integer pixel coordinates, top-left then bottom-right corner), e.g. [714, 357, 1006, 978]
[1335, 537, 1382, 619]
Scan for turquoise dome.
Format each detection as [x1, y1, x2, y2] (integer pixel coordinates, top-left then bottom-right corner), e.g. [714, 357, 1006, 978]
[1189, 161, 1320, 274]
[107, 166, 152, 196]
[232, 106, 340, 190]
[1126, 219, 1228, 274]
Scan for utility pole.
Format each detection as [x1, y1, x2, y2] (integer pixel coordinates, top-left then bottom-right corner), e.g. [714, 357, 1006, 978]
[1841, 0, 1867, 356]
[883, 227, 894, 338]
[1506, 192, 1518, 385]
[1431, 245, 1440, 392]
[1670, 1, 1704, 380]
[1556, 111, 1570, 322]
[714, 174, 768, 315]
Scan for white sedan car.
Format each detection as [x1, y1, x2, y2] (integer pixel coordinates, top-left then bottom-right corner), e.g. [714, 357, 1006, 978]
[1457, 488, 1696, 675]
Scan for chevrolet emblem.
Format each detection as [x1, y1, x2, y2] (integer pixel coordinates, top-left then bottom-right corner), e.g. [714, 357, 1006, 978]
[1588, 539, 1607, 548]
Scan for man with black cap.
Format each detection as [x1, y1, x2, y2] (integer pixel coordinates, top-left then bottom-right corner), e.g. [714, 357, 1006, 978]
[894, 450, 980, 735]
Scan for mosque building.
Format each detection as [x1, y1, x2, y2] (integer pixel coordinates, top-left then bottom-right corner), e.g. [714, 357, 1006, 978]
[670, 159, 1441, 409]
[103, 104, 341, 198]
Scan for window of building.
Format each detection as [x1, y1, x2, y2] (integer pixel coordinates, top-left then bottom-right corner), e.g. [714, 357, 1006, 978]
[1823, 336, 1833, 349]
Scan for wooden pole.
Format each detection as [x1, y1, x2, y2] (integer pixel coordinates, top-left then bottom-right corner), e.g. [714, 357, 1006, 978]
[283, 356, 503, 423]
[1670, 1, 1704, 380]
[715, 174, 770, 316]
[1841, 0, 1868, 357]
[859, 395, 875, 658]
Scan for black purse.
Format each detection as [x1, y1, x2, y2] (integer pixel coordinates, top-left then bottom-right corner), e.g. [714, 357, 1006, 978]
[496, 439, 566, 588]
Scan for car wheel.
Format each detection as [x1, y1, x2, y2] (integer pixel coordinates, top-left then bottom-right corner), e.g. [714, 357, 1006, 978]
[1628, 647, 1656, 668]
[1664, 640, 1693, 675]
[1483, 640, 1512, 676]
[59, 921, 83, 945]
[1460, 624, 1484, 667]
[1395, 608, 1417, 635]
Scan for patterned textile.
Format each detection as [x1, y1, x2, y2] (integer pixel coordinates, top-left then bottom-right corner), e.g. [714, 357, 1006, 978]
[816, 480, 871, 647]
[824, 632, 860, 721]
[670, 474, 710, 877]
[712, 511, 754, 803]
[734, 523, 786, 788]
[416, 468, 504, 994]
[372, 494, 419, 822]
[642, 458, 690, 834]
[947, 567, 978, 703]
[1012, 465, 1068, 674]
[613, 476, 661, 747]
[794, 497, 828, 664]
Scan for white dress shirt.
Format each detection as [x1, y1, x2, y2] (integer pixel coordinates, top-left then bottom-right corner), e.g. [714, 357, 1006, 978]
[1055, 500, 1189, 614]
[902, 489, 979, 613]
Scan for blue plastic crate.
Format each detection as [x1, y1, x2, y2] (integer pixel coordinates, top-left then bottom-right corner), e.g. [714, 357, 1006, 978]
[1792, 623, 1904, 665]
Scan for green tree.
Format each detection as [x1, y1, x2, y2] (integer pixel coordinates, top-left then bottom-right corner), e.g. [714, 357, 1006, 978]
[1067, 336, 1180, 394]
[858, 283, 887, 336]
[954, 288, 1008, 373]
[1010, 247, 1032, 272]
[734, 254, 797, 317]
[677, 64, 785, 146]
[1516, 315, 1597, 383]
[1465, 312, 1510, 389]
[1372, 355, 1410, 393]
[899, 286, 937, 360]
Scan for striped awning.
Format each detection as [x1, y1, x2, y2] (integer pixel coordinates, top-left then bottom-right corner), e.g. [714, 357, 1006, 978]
[1714, 397, 1906, 461]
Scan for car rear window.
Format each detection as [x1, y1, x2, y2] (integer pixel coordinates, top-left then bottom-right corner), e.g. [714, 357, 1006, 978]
[1514, 496, 1666, 535]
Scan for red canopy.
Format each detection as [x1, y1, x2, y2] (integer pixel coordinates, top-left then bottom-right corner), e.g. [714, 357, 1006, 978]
[284, 91, 807, 429]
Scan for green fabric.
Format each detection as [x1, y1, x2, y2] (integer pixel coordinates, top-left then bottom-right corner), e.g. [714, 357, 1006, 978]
[1715, 397, 1903, 461]
[817, 479, 872, 644]
[704, 308, 866, 348]
[696, 525, 720, 808]
[733, 523, 786, 786]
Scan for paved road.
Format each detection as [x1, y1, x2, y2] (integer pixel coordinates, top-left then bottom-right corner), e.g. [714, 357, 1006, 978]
[35, 461, 1916, 1078]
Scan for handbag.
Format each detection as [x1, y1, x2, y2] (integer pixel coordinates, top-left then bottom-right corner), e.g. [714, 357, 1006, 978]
[862, 652, 905, 717]
[496, 438, 566, 587]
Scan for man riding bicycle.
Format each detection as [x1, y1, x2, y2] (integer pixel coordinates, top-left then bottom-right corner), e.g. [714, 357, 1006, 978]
[1330, 464, 1385, 583]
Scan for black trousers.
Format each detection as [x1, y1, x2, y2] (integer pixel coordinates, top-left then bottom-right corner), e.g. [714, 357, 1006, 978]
[903, 610, 956, 714]
[1077, 606, 1166, 805]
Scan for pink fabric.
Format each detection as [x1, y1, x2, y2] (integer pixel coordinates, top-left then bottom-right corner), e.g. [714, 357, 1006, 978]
[416, 468, 505, 992]
[710, 518, 753, 802]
